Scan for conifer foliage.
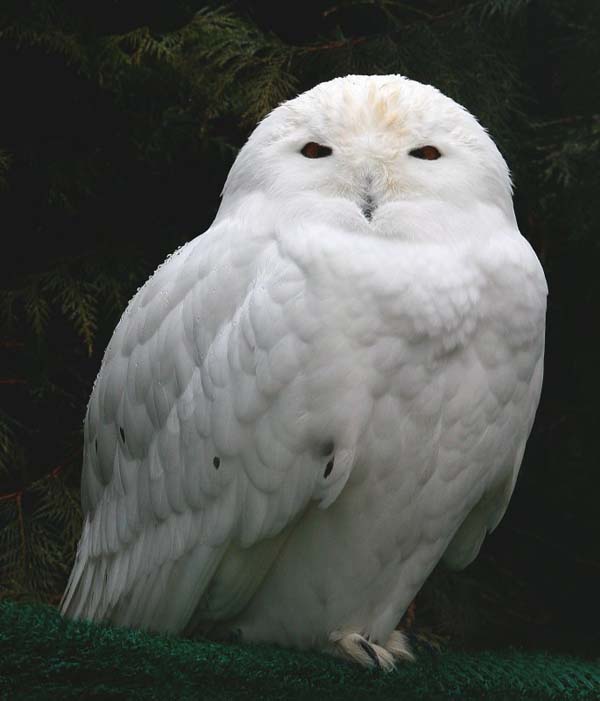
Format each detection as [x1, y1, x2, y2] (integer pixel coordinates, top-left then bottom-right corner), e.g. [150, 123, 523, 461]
[0, 1, 598, 649]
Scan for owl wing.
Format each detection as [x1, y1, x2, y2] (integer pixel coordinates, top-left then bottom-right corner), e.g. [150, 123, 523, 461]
[442, 233, 547, 571]
[61, 215, 354, 633]
[442, 351, 544, 571]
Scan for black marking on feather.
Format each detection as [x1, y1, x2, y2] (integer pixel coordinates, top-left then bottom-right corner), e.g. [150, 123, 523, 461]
[95, 438, 98, 453]
[324, 457, 335, 478]
[119, 427, 125, 443]
[213, 456, 220, 469]
[359, 639, 381, 669]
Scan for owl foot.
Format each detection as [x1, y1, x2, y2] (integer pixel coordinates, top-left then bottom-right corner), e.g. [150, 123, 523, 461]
[385, 629, 415, 661]
[329, 629, 414, 671]
[398, 598, 446, 654]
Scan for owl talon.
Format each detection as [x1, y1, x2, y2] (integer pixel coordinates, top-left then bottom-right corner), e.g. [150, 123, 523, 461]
[329, 630, 401, 672]
[359, 638, 381, 668]
[385, 630, 415, 661]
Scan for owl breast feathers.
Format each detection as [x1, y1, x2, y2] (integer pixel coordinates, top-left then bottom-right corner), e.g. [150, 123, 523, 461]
[62, 74, 547, 670]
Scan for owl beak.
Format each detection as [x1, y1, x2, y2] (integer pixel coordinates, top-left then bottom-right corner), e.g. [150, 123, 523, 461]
[361, 194, 375, 221]
[360, 174, 376, 221]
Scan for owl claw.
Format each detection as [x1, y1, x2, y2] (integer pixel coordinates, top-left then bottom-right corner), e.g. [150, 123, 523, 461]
[329, 629, 409, 672]
[385, 630, 415, 662]
[359, 638, 381, 668]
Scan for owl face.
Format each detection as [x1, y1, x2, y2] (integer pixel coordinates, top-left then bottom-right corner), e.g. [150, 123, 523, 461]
[222, 75, 514, 230]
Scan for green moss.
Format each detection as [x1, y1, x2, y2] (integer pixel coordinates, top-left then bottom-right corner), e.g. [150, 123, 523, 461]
[1, 600, 598, 700]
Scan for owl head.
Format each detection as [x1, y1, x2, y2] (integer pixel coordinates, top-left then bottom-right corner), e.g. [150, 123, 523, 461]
[220, 75, 514, 233]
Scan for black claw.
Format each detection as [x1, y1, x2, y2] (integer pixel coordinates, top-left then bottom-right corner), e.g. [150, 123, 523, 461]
[359, 639, 381, 669]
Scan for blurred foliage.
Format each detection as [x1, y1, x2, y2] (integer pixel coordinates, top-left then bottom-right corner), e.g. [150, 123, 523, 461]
[0, 0, 598, 652]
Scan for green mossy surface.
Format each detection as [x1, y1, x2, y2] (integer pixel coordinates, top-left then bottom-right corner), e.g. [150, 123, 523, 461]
[1, 600, 599, 700]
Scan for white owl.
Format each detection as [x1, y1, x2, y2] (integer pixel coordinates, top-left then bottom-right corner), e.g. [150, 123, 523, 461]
[61, 75, 547, 670]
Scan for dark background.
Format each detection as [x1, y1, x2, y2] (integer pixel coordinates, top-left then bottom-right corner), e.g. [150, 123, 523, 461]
[0, 0, 598, 655]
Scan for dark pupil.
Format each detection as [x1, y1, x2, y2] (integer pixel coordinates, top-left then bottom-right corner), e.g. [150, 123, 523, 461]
[301, 142, 332, 158]
[409, 145, 441, 160]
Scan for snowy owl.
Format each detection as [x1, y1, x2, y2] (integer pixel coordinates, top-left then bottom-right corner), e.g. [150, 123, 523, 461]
[62, 75, 547, 670]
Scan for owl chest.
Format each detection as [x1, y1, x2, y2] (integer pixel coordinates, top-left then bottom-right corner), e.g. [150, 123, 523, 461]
[291, 253, 484, 386]
[289, 275, 530, 485]
[262, 235, 541, 479]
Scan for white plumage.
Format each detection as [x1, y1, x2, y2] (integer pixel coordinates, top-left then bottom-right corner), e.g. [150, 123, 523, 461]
[62, 75, 547, 669]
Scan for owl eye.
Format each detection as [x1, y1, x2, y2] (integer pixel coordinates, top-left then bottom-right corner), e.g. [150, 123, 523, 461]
[301, 142, 333, 158]
[409, 145, 441, 160]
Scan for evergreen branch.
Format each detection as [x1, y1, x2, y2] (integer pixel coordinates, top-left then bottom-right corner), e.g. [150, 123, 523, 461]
[113, 26, 177, 66]
[0, 459, 81, 597]
[45, 270, 98, 356]
[299, 36, 368, 53]
[0, 505, 19, 574]
[0, 149, 10, 190]
[536, 122, 600, 188]
[2, 252, 144, 355]
[0, 466, 66, 502]
[0, 290, 17, 331]
[532, 114, 600, 128]
[0, 22, 87, 69]
[323, 0, 526, 28]
[471, 0, 531, 20]
[323, 1, 462, 23]
[94, 25, 179, 88]
[15, 493, 26, 575]
[23, 281, 50, 338]
[0, 411, 22, 476]
[0, 490, 22, 503]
